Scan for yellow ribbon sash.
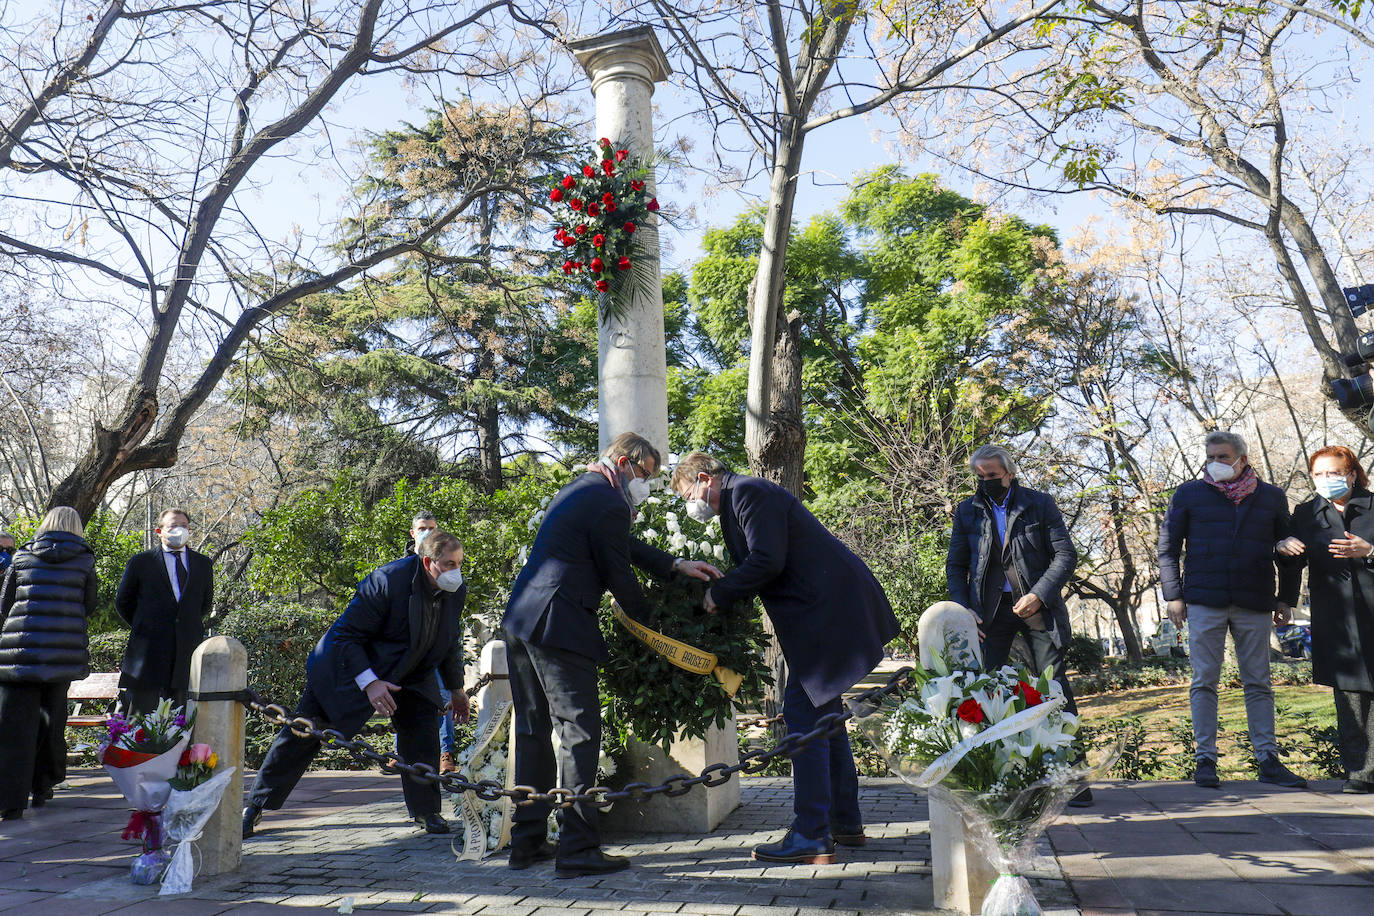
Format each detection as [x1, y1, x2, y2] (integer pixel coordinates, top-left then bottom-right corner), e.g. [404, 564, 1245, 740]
[612, 603, 744, 697]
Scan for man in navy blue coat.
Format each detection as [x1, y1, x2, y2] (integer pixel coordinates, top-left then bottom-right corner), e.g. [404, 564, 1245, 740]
[671, 451, 899, 865]
[242, 530, 470, 837]
[503, 432, 719, 877]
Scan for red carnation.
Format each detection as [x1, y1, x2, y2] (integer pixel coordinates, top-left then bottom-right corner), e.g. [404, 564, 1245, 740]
[582, 164, 596, 178]
[570, 198, 583, 212]
[1015, 681, 1044, 706]
[623, 221, 636, 234]
[602, 160, 615, 175]
[595, 279, 609, 292]
[617, 255, 631, 271]
[956, 699, 985, 724]
[550, 188, 564, 202]
[561, 260, 575, 274]
[615, 149, 628, 162]
[631, 180, 645, 191]
[574, 224, 587, 236]
[599, 137, 611, 148]
[646, 197, 660, 212]
[562, 236, 576, 247]
[590, 257, 605, 272]
[561, 175, 576, 189]
[592, 233, 606, 247]
[587, 203, 600, 217]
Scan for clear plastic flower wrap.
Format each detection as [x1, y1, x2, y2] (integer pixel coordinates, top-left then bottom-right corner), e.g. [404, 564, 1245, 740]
[159, 768, 237, 895]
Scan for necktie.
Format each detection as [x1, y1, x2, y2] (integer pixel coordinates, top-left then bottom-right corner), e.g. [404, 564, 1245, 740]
[174, 551, 188, 597]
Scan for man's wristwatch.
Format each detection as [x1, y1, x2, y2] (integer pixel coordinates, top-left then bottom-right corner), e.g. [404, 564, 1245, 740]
[671, 557, 684, 573]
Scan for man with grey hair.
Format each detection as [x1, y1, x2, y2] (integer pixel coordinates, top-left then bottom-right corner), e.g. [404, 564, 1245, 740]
[1158, 430, 1305, 789]
[947, 445, 1092, 804]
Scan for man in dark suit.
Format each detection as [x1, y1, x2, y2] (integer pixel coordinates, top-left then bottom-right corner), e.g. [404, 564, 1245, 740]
[242, 530, 470, 837]
[115, 508, 214, 714]
[503, 432, 719, 877]
[945, 444, 1094, 805]
[671, 452, 900, 865]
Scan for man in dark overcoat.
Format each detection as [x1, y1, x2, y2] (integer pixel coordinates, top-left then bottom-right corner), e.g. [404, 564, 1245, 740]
[114, 507, 214, 714]
[242, 530, 470, 837]
[671, 451, 900, 865]
[503, 432, 719, 877]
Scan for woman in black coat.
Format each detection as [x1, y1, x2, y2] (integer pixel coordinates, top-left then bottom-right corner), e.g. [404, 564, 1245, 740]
[0, 506, 98, 819]
[1277, 446, 1374, 793]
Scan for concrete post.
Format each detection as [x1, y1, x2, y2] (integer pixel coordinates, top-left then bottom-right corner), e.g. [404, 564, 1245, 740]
[929, 792, 998, 914]
[188, 635, 247, 876]
[567, 26, 672, 457]
[474, 639, 511, 736]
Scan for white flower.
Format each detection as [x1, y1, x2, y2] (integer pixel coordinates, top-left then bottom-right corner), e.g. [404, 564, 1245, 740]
[642, 528, 659, 541]
[516, 545, 529, 567]
[665, 511, 679, 524]
[598, 751, 618, 778]
[646, 496, 661, 505]
[669, 533, 687, 552]
[714, 543, 726, 561]
[683, 540, 696, 554]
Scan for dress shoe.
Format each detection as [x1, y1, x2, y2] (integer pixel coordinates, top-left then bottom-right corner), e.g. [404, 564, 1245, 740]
[1194, 757, 1220, 788]
[31, 789, 54, 808]
[555, 848, 630, 878]
[1341, 778, 1372, 795]
[751, 828, 836, 865]
[1257, 754, 1307, 789]
[439, 751, 456, 774]
[1, 808, 22, 821]
[1068, 787, 1094, 808]
[413, 813, 450, 834]
[509, 840, 557, 870]
[830, 824, 867, 847]
[241, 804, 263, 838]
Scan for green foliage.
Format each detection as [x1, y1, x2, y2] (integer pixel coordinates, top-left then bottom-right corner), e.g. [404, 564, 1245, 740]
[5, 510, 143, 634]
[1065, 634, 1106, 674]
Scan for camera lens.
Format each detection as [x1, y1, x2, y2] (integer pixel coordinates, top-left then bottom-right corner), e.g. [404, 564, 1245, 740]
[1332, 373, 1374, 409]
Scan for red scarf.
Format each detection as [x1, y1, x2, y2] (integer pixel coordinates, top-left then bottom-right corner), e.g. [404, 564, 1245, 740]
[1204, 464, 1259, 505]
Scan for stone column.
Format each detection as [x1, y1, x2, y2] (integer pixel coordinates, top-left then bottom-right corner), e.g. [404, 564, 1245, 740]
[930, 792, 999, 914]
[568, 26, 672, 456]
[188, 635, 247, 876]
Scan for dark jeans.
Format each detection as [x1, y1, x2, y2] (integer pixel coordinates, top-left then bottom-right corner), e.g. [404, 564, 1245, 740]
[508, 637, 602, 857]
[249, 684, 442, 817]
[982, 593, 1078, 715]
[0, 682, 68, 811]
[783, 675, 861, 840]
[1334, 688, 1374, 783]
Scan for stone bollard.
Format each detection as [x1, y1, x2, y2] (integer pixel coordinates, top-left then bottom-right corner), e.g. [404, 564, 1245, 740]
[473, 639, 510, 735]
[188, 635, 248, 877]
[929, 792, 998, 915]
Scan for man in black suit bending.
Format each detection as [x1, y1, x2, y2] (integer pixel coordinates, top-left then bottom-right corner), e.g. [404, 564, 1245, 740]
[242, 530, 470, 837]
[671, 452, 899, 865]
[115, 507, 215, 715]
[502, 432, 720, 877]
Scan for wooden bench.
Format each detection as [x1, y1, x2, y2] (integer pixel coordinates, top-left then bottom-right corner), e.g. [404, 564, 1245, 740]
[66, 671, 121, 727]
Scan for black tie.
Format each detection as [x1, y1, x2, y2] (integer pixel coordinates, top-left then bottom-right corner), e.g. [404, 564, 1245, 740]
[174, 551, 188, 597]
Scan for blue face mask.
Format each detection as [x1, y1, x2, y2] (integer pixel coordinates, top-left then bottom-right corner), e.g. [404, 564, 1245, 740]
[1316, 477, 1351, 501]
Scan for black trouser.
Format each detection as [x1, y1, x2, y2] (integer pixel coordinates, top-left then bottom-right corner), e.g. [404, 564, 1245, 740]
[982, 593, 1078, 715]
[1334, 688, 1374, 783]
[249, 684, 442, 817]
[508, 637, 602, 857]
[118, 684, 187, 717]
[0, 682, 69, 811]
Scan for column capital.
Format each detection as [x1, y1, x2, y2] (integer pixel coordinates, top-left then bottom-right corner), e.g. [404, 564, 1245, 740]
[568, 26, 672, 95]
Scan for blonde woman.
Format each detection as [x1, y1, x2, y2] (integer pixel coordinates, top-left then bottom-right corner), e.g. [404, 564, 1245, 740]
[0, 507, 98, 820]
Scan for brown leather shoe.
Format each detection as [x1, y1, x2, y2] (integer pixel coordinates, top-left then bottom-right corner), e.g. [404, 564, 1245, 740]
[439, 752, 456, 774]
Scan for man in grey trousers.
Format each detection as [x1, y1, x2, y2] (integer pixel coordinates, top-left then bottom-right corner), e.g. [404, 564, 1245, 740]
[1158, 430, 1306, 789]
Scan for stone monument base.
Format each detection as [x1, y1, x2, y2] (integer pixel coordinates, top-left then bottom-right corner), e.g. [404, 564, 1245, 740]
[602, 720, 740, 834]
[929, 792, 998, 915]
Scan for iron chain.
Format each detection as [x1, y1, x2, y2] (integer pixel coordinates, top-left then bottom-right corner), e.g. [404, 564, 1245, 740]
[240, 666, 915, 810]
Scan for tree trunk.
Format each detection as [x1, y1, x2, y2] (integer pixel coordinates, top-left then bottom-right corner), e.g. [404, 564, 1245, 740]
[475, 351, 502, 495]
[48, 385, 167, 520]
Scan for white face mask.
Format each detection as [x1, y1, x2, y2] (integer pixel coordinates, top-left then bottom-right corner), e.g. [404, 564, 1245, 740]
[626, 475, 652, 506]
[414, 528, 433, 545]
[435, 568, 464, 593]
[164, 526, 190, 549]
[685, 479, 716, 522]
[1206, 459, 1239, 482]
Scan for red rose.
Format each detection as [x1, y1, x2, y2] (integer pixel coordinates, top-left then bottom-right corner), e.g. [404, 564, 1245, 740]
[617, 255, 631, 271]
[562, 236, 576, 247]
[595, 279, 609, 292]
[179, 749, 192, 767]
[604, 201, 616, 212]
[599, 137, 611, 147]
[590, 257, 605, 273]
[602, 160, 615, 175]
[592, 233, 606, 247]
[631, 180, 645, 191]
[570, 198, 583, 211]
[561, 175, 576, 189]
[956, 699, 985, 724]
[602, 192, 615, 204]
[562, 260, 575, 274]
[134, 728, 147, 743]
[582, 164, 595, 178]
[550, 188, 564, 202]
[646, 197, 660, 211]
[1015, 681, 1044, 706]
[574, 224, 587, 236]
[623, 221, 636, 234]
[615, 149, 628, 162]
[587, 203, 600, 217]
